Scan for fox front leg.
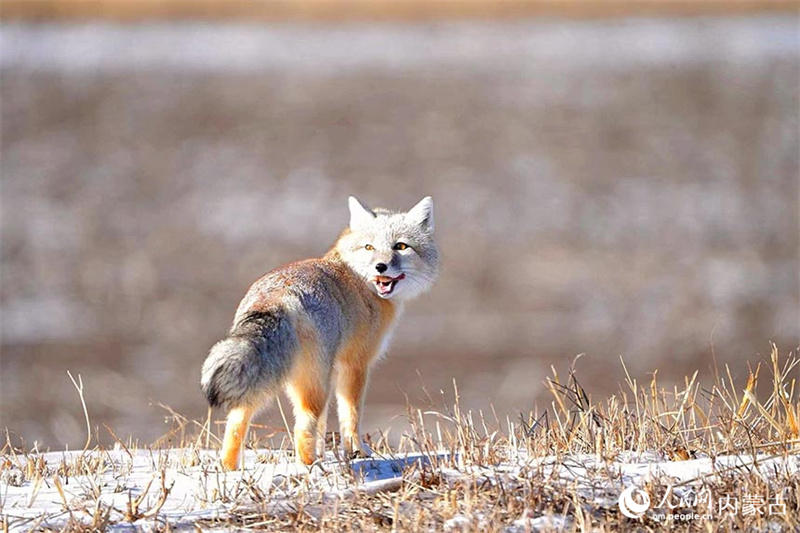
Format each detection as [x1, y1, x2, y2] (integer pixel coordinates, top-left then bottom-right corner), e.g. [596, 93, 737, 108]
[336, 363, 371, 458]
[315, 392, 332, 458]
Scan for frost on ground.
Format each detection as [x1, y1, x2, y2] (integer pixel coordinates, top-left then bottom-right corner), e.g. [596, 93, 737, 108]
[1, 446, 798, 532]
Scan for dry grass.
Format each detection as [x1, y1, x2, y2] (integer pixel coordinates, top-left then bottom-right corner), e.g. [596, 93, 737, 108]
[2, 344, 798, 532]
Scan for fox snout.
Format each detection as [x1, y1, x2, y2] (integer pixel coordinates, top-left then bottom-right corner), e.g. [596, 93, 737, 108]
[372, 257, 401, 277]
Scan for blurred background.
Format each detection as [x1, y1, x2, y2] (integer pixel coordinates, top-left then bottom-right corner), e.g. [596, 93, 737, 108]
[1, 1, 798, 450]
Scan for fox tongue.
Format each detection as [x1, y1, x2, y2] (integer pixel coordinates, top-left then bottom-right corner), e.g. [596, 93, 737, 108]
[374, 275, 399, 295]
[376, 282, 394, 295]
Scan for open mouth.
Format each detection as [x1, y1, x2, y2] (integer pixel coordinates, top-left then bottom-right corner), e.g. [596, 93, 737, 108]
[373, 273, 405, 297]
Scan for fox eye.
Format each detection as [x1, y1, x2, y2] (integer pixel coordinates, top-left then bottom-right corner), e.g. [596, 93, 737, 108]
[364, 244, 374, 251]
[393, 242, 409, 251]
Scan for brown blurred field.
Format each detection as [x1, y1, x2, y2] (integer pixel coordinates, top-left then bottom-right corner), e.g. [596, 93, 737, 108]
[1, 16, 798, 449]
[2, 0, 797, 22]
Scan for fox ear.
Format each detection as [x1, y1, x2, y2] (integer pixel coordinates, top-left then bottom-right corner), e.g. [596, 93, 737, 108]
[407, 196, 434, 233]
[348, 196, 375, 230]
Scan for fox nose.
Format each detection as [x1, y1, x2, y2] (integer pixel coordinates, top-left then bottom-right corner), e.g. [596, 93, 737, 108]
[375, 262, 388, 274]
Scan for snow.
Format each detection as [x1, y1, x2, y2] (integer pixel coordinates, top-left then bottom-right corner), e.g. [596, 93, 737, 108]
[1, 447, 797, 531]
[0, 448, 444, 531]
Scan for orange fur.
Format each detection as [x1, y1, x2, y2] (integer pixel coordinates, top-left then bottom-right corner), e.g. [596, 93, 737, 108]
[335, 298, 396, 455]
[220, 406, 254, 470]
[285, 322, 332, 465]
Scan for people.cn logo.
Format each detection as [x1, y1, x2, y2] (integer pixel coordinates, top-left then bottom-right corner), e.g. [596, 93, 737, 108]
[618, 486, 651, 518]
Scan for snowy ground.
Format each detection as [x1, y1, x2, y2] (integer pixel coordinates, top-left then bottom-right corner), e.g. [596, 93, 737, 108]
[2, 447, 446, 531]
[2, 447, 797, 531]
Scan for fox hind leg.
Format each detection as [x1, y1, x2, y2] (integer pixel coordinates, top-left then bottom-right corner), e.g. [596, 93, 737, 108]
[286, 376, 330, 465]
[220, 405, 255, 470]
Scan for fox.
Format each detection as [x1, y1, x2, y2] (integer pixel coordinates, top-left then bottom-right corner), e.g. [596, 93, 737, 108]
[200, 196, 439, 469]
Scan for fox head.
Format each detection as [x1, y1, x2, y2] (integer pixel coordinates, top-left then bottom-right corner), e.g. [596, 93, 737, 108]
[336, 196, 439, 301]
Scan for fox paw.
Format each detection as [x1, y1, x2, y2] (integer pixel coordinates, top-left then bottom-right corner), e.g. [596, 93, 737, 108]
[348, 443, 373, 460]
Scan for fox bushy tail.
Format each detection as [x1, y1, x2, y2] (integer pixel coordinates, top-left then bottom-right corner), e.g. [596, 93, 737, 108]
[200, 308, 296, 411]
